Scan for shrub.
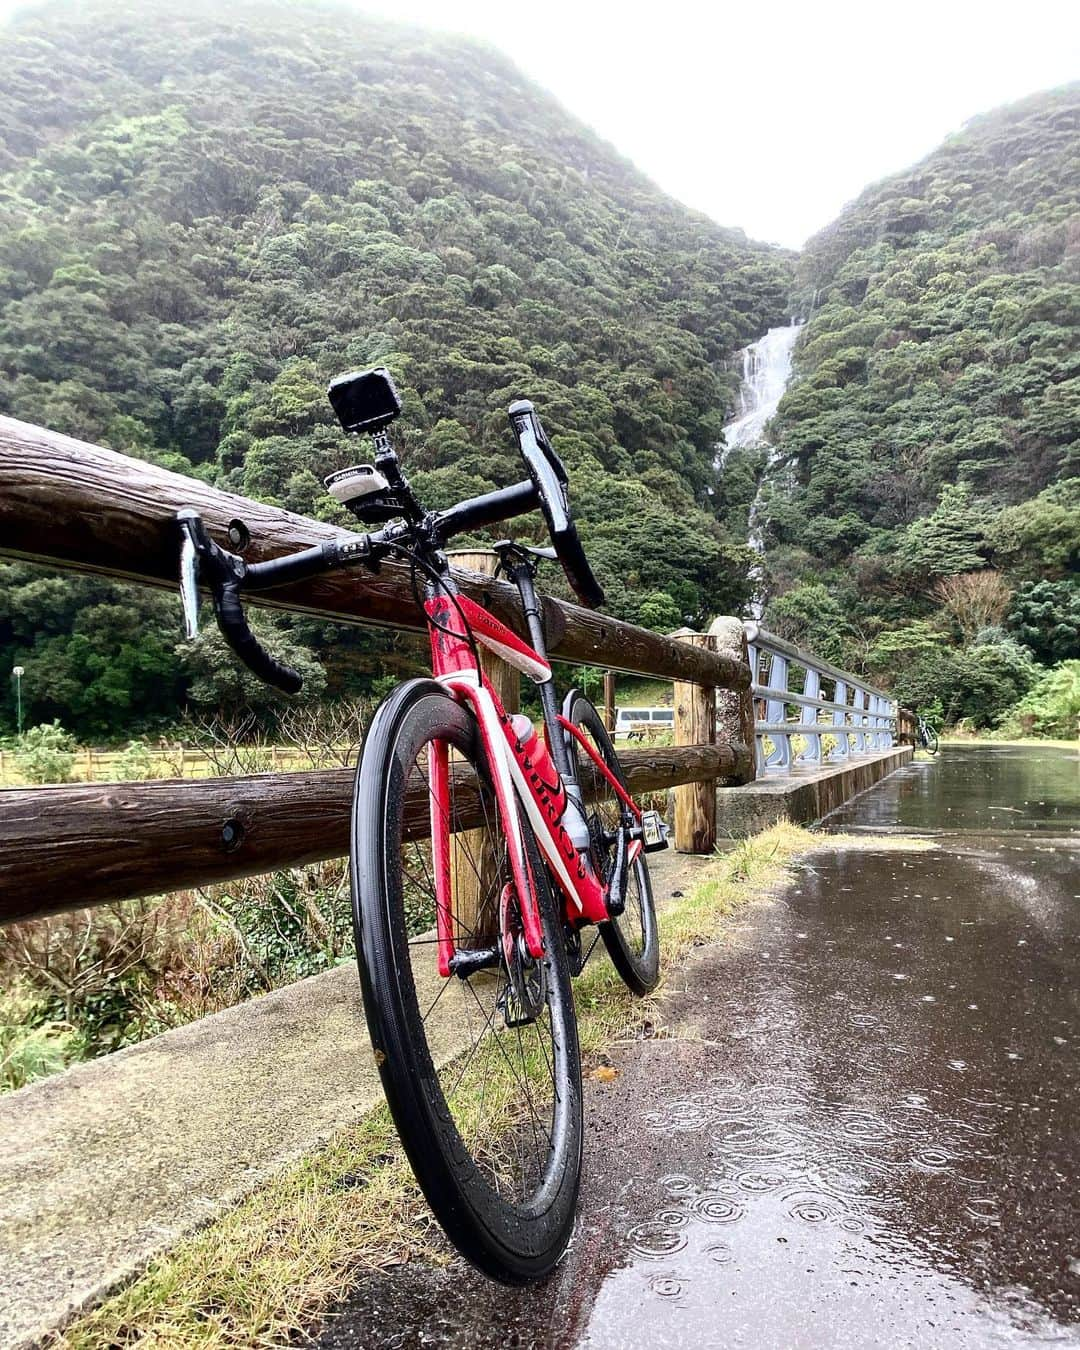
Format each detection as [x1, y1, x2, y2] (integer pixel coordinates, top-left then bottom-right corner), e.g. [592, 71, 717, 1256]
[15, 720, 76, 784]
[953, 637, 1039, 728]
[113, 739, 156, 781]
[0, 989, 80, 1092]
[999, 660, 1080, 740]
[891, 635, 1037, 728]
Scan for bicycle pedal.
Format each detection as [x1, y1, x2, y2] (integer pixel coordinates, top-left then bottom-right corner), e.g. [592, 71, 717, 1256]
[639, 810, 669, 853]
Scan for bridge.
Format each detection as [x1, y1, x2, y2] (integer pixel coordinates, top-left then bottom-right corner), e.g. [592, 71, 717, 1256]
[0, 416, 921, 1345]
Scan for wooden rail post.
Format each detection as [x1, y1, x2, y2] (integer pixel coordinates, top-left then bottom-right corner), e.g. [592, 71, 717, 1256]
[603, 670, 616, 732]
[709, 617, 757, 786]
[672, 632, 717, 853]
[446, 551, 519, 941]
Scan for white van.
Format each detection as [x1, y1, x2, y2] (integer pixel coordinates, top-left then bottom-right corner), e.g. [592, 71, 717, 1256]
[612, 707, 675, 740]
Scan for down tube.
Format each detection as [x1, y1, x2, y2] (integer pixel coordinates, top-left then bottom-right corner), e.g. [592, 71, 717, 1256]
[442, 675, 546, 961]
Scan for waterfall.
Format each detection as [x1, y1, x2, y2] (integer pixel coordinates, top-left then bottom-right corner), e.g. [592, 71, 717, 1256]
[723, 321, 801, 452]
[720, 320, 801, 616]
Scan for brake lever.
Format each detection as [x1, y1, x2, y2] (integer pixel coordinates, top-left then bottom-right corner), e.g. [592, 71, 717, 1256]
[176, 506, 243, 635]
[179, 528, 200, 639]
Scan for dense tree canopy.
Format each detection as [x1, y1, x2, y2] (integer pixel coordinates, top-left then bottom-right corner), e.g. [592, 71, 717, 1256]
[760, 86, 1079, 724]
[0, 0, 793, 737]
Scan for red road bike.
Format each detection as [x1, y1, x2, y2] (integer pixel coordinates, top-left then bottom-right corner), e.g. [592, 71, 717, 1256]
[177, 368, 665, 1281]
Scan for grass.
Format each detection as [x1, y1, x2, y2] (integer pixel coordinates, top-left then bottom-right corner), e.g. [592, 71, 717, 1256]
[0, 743, 320, 787]
[55, 822, 933, 1349]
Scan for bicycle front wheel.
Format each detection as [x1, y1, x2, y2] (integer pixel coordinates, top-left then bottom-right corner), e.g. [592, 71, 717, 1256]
[563, 690, 660, 996]
[926, 726, 940, 755]
[350, 679, 582, 1283]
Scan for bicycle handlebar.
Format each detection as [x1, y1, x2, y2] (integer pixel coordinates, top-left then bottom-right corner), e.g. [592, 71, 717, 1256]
[508, 401, 605, 609]
[432, 478, 538, 539]
[177, 509, 312, 694]
[176, 479, 543, 694]
[177, 377, 605, 693]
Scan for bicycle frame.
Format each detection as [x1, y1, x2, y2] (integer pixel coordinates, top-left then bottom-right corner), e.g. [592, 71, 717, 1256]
[422, 580, 642, 980]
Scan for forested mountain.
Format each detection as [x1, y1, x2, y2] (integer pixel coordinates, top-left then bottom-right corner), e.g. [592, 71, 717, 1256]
[0, 0, 792, 737]
[761, 86, 1079, 727]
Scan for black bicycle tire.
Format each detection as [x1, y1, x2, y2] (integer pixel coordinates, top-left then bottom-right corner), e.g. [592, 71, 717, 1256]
[926, 727, 939, 755]
[350, 678, 583, 1283]
[564, 691, 660, 996]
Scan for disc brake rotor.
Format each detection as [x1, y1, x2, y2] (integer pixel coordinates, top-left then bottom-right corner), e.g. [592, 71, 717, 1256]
[498, 882, 546, 1027]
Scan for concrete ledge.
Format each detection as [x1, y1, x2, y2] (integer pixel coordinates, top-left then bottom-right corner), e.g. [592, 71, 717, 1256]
[713, 746, 913, 837]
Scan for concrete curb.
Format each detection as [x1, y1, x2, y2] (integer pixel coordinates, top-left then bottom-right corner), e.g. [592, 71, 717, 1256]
[715, 747, 913, 836]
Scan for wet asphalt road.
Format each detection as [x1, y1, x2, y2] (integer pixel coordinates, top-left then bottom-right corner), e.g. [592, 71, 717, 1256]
[318, 745, 1080, 1348]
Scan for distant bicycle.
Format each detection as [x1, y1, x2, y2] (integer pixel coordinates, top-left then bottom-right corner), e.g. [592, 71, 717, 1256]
[916, 716, 939, 755]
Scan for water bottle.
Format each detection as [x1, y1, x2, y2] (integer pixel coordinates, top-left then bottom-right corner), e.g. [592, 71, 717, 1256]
[508, 715, 591, 851]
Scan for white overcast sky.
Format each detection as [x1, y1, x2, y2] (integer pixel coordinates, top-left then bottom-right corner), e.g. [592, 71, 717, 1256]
[2, 0, 1078, 247]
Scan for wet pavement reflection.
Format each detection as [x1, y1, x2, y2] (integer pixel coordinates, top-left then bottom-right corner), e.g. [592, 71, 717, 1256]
[826, 743, 1080, 836]
[318, 748, 1080, 1348]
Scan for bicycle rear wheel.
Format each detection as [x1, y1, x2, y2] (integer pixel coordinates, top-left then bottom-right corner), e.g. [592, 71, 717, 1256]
[563, 690, 660, 996]
[350, 679, 582, 1283]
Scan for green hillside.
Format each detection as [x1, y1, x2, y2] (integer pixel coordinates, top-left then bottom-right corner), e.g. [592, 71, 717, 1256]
[0, 0, 793, 737]
[761, 85, 1079, 728]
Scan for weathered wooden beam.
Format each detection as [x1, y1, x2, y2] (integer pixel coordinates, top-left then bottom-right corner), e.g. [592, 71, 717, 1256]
[0, 416, 748, 689]
[0, 743, 749, 925]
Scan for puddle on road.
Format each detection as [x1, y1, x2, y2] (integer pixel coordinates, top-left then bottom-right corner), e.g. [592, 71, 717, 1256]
[826, 743, 1080, 835]
[318, 750, 1080, 1349]
[556, 839, 1080, 1349]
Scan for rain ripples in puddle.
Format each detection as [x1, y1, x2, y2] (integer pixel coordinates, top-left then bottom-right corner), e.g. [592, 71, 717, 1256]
[583, 825, 1080, 1346]
[627, 1068, 996, 1264]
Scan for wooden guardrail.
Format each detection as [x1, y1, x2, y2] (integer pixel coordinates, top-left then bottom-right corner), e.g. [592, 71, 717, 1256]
[0, 417, 756, 925]
[0, 417, 746, 688]
[0, 746, 746, 925]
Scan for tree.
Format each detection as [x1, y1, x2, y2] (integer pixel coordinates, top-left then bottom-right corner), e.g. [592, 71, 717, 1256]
[898, 485, 991, 581]
[932, 571, 1012, 643]
[766, 582, 862, 668]
[991, 480, 1080, 578]
[1006, 579, 1080, 665]
[180, 618, 327, 720]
